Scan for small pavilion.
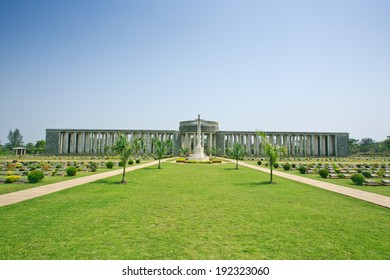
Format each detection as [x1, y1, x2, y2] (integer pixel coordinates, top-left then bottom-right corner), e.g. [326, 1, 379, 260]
[12, 147, 27, 156]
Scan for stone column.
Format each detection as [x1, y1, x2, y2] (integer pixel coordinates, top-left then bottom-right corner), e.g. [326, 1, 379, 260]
[327, 135, 330, 157]
[63, 132, 69, 154]
[208, 133, 212, 155]
[299, 135, 304, 156]
[335, 135, 338, 157]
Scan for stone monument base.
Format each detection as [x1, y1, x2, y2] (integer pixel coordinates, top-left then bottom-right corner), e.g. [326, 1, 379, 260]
[188, 146, 209, 161]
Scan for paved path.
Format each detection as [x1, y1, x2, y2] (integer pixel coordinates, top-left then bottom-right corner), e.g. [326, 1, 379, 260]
[0, 160, 166, 207]
[228, 159, 390, 208]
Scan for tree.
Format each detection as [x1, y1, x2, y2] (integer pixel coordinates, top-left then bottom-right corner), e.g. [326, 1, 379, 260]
[348, 138, 360, 155]
[384, 136, 390, 151]
[228, 143, 245, 170]
[179, 147, 189, 157]
[154, 138, 173, 169]
[7, 129, 23, 148]
[25, 143, 35, 154]
[112, 134, 143, 184]
[257, 131, 287, 183]
[34, 140, 46, 154]
[359, 138, 375, 153]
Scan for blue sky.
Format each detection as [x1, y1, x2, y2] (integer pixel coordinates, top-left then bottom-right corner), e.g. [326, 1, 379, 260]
[1, 0, 389, 145]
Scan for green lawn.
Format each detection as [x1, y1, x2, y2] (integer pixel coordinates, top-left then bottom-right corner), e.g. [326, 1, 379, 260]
[0, 167, 121, 195]
[0, 162, 389, 260]
[244, 160, 390, 197]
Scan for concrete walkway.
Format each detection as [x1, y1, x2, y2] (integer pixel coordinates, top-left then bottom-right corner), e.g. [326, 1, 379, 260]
[228, 160, 390, 208]
[0, 159, 167, 207]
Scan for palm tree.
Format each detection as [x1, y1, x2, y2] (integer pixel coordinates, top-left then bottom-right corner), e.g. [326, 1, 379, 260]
[154, 138, 173, 169]
[112, 134, 143, 184]
[257, 131, 286, 183]
[228, 143, 246, 169]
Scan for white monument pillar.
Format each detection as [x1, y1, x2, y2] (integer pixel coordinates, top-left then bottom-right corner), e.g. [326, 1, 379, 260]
[188, 114, 209, 161]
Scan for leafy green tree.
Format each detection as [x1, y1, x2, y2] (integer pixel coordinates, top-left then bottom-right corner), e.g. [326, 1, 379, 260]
[154, 138, 173, 169]
[34, 140, 46, 154]
[25, 143, 35, 154]
[228, 143, 245, 170]
[7, 128, 23, 148]
[112, 134, 143, 184]
[179, 147, 189, 157]
[257, 131, 287, 183]
[348, 138, 360, 154]
[359, 138, 375, 153]
[383, 136, 390, 151]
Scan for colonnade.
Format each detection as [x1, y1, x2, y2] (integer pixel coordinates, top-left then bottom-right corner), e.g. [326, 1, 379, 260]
[47, 129, 347, 157]
[57, 130, 176, 155]
[218, 132, 338, 157]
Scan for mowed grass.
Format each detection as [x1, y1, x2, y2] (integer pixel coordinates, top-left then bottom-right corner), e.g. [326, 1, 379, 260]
[0, 167, 121, 195]
[0, 162, 389, 260]
[244, 161, 390, 197]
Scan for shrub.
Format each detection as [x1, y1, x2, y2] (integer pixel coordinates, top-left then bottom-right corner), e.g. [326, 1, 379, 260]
[357, 168, 362, 173]
[135, 159, 141, 164]
[362, 171, 372, 178]
[273, 162, 279, 168]
[6, 171, 14, 176]
[5, 175, 21, 183]
[381, 163, 386, 169]
[337, 174, 345, 179]
[291, 163, 296, 169]
[7, 162, 16, 171]
[334, 168, 340, 174]
[42, 164, 51, 171]
[283, 163, 291, 171]
[128, 159, 134, 165]
[376, 169, 385, 178]
[66, 166, 77, 176]
[264, 162, 269, 167]
[211, 159, 222, 163]
[15, 163, 23, 169]
[319, 169, 329, 178]
[351, 173, 364, 186]
[118, 161, 124, 167]
[106, 161, 114, 169]
[89, 162, 98, 172]
[313, 168, 318, 174]
[28, 170, 44, 183]
[257, 160, 262, 165]
[373, 163, 379, 168]
[298, 165, 307, 174]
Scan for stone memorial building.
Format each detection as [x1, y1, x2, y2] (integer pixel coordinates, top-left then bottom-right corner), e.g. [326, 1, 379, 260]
[45, 117, 349, 157]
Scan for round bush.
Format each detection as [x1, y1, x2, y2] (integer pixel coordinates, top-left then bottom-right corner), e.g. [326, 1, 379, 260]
[273, 162, 279, 168]
[351, 173, 365, 186]
[106, 161, 114, 169]
[283, 163, 291, 171]
[257, 160, 262, 165]
[319, 169, 329, 178]
[135, 159, 141, 164]
[357, 168, 362, 173]
[118, 161, 124, 167]
[128, 159, 134, 165]
[66, 166, 77, 176]
[298, 165, 307, 174]
[291, 163, 296, 169]
[28, 170, 44, 183]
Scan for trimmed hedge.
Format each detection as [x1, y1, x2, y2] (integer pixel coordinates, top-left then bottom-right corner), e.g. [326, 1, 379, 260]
[66, 166, 77, 176]
[351, 173, 364, 186]
[28, 170, 44, 183]
[106, 161, 114, 169]
[319, 169, 329, 178]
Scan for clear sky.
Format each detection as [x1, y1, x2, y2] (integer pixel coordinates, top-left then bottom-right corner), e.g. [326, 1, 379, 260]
[1, 0, 389, 145]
